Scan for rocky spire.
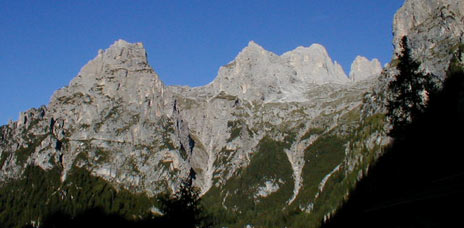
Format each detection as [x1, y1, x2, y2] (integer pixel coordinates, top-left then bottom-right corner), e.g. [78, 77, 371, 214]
[282, 44, 349, 84]
[207, 41, 352, 103]
[349, 56, 382, 82]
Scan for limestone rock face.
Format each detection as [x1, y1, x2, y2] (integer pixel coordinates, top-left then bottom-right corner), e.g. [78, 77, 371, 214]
[0, 40, 197, 195]
[2, 1, 463, 225]
[281, 44, 349, 85]
[207, 41, 351, 103]
[349, 56, 382, 82]
[0, 39, 381, 199]
[362, 0, 464, 121]
[0, 37, 401, 227]
[393, 0, 464, 77]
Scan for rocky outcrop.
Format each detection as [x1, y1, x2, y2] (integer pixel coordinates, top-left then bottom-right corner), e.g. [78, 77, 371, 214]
[205, 41, 352, 103]
[349, 56, 382, 82]
[0, 35, 394, 227]
[281, 44, 349, 85]
[2, 1, 463, 226]
[0, 38, 382, 200]
[393, 0, 464, 78]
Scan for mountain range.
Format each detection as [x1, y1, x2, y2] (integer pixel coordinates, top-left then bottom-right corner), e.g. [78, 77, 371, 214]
[1, 0, 463, 227]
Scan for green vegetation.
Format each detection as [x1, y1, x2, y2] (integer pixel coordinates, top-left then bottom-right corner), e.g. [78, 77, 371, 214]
[297, 135, 346, 204]
[202, 106, 386, 227]
[204, 136, 296, 227]
[214, 91, 237, 101]
[158, 180, 211, 228]
[14, 134, 47, 165]
[226, 119, 253, 142]
[0, 152, 8, 168]
[227, 120, 242, 142]
[0, 166, 156, 228]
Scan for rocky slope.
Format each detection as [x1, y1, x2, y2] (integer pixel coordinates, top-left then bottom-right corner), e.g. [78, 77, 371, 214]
[5, 0, 463, 226]
[0, 37, 385, 226]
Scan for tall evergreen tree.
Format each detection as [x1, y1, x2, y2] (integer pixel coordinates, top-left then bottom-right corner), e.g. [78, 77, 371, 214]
[386, 36, 436, 137]
[158, 177, 211, 228]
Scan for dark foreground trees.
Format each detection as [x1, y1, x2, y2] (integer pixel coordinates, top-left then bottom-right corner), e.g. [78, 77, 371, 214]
[386, 36, 437, 137]
[156, 179, 211, 228]
[20, 178, 211, 228]
[322, 39, 464, 227]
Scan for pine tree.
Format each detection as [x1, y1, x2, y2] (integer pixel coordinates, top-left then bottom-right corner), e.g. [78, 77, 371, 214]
[158, 178, 210, 227]
[387, 36, 436, 137]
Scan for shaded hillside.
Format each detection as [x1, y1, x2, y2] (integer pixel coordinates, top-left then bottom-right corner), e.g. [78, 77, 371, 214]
[322, 68, 464, 227]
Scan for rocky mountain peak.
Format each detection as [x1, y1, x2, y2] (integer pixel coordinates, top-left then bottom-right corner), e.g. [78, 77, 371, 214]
[292, 43, 330, 58]
[67, 39, 158, 87]
[99, 39, 149, 71]
[234, 40, 274, 62]
[2, 2, 464, 227]
[349, 56, 382, 82]
[282, 44, 349, 85]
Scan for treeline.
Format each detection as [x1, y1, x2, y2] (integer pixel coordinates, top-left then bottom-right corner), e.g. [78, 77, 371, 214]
[0, 166, 210, 228]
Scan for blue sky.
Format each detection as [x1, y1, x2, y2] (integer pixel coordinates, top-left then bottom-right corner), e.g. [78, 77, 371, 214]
[0, 0, 404, 125]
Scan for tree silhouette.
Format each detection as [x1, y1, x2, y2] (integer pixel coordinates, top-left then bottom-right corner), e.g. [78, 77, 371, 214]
[386, 36, 437, 137]
[321, 46, 464, 228]
[158, 178, 211, 228]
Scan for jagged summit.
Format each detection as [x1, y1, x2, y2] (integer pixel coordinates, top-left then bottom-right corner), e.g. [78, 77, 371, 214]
[349, 56, 382, 82]
[234, 40, 275, 62]
[282, 44, 349, 85]
[246, 40, 263, 49]
[285, 43, 330, 57]
[1, 1, 463, 227]
[181, 41, 381, 102]
[60, 40, 382, 105]
[0, 37, 387, 228]
[99, 39, 149, 70]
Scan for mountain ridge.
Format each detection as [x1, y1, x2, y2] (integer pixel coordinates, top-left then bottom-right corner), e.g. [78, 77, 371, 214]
[2, 0, 461, 227]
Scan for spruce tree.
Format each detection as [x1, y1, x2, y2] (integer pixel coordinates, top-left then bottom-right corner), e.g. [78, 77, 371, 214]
[387, 36, 436, 137]
[158, 177, 210, 227]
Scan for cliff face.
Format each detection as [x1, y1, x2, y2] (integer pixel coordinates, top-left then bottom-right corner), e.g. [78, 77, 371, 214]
[393, 0, 464, 77]
[0, 36, 385, 225]
[3, 0, 462, 226]
[362, 0, 464, 120]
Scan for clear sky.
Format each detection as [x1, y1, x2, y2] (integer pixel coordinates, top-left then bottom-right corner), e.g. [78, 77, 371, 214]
[0, 0, 404, 125]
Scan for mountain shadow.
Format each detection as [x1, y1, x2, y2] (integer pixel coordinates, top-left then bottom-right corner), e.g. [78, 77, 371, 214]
[321, 68, 464, 227]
